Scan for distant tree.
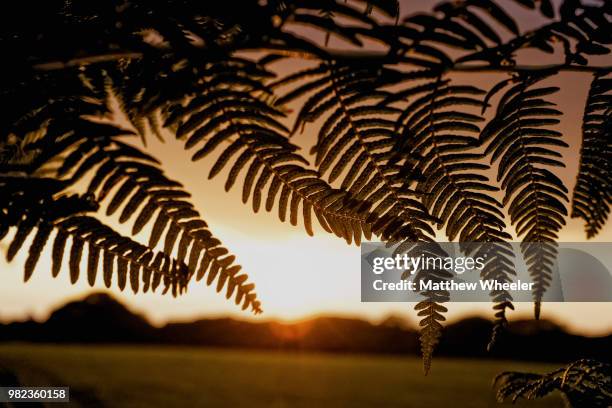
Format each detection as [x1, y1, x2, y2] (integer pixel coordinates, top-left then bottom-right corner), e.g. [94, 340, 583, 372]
[0, 0, 610, 381]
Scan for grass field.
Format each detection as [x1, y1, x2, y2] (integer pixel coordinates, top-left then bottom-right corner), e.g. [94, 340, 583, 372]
[0, 344, 564, 408]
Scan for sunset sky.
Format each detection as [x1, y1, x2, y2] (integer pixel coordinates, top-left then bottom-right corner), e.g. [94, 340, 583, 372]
[2, 96, 611, 335]
[1, 0, 611, 336]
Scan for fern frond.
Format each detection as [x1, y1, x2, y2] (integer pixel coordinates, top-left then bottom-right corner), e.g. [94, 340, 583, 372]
[278, 62, 436, 243]
[278, 0, 400, 50]
[494, 359, 612, 407]
[0, 176, 92, 235]
[434, 0, 514, 45]
[35, 119, 262, 313]
[481, 74, 568, 318]
[1, 178, 95, 279]
[166, 60, 370, 245]
[102, 158, 258, 311]
[50, 216, 188, 295]
[387, 74, 516, 349]
[0, 176, 184, 293]
[572, 71, 612, 238]
[411, 244, 452, 375]
[459, 1, 611, 66]
[393, 0, 531, 68]
[277, 62, 458, 372]
[102, 56, 233, 144]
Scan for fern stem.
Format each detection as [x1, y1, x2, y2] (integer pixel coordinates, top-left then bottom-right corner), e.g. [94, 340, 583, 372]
[30, 48, 611, 75]
[32, 52, 143, 70]
[450, 64, 607, 73]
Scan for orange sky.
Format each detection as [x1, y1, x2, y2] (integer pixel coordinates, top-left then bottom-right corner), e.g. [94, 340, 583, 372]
[1, 0, 611, 336]
[1, 109, 611, 335]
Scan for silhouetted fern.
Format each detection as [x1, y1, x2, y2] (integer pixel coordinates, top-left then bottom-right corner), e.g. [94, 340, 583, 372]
[481, 73, 569, 319]
[386, 74, 517, 350]
[274, 63, 436, 241]
[164, 59, 371, 244]
[275, 62, 456, 372]
[50, 216, 188, 295]
[43, 119, 262, 312]
[572, 71, 612, 238]
[494, 359, 612, 407]
[1, 178, 185, 293]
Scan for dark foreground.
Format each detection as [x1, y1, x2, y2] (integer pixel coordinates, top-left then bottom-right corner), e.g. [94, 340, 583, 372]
[0, 344, 564, 407]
